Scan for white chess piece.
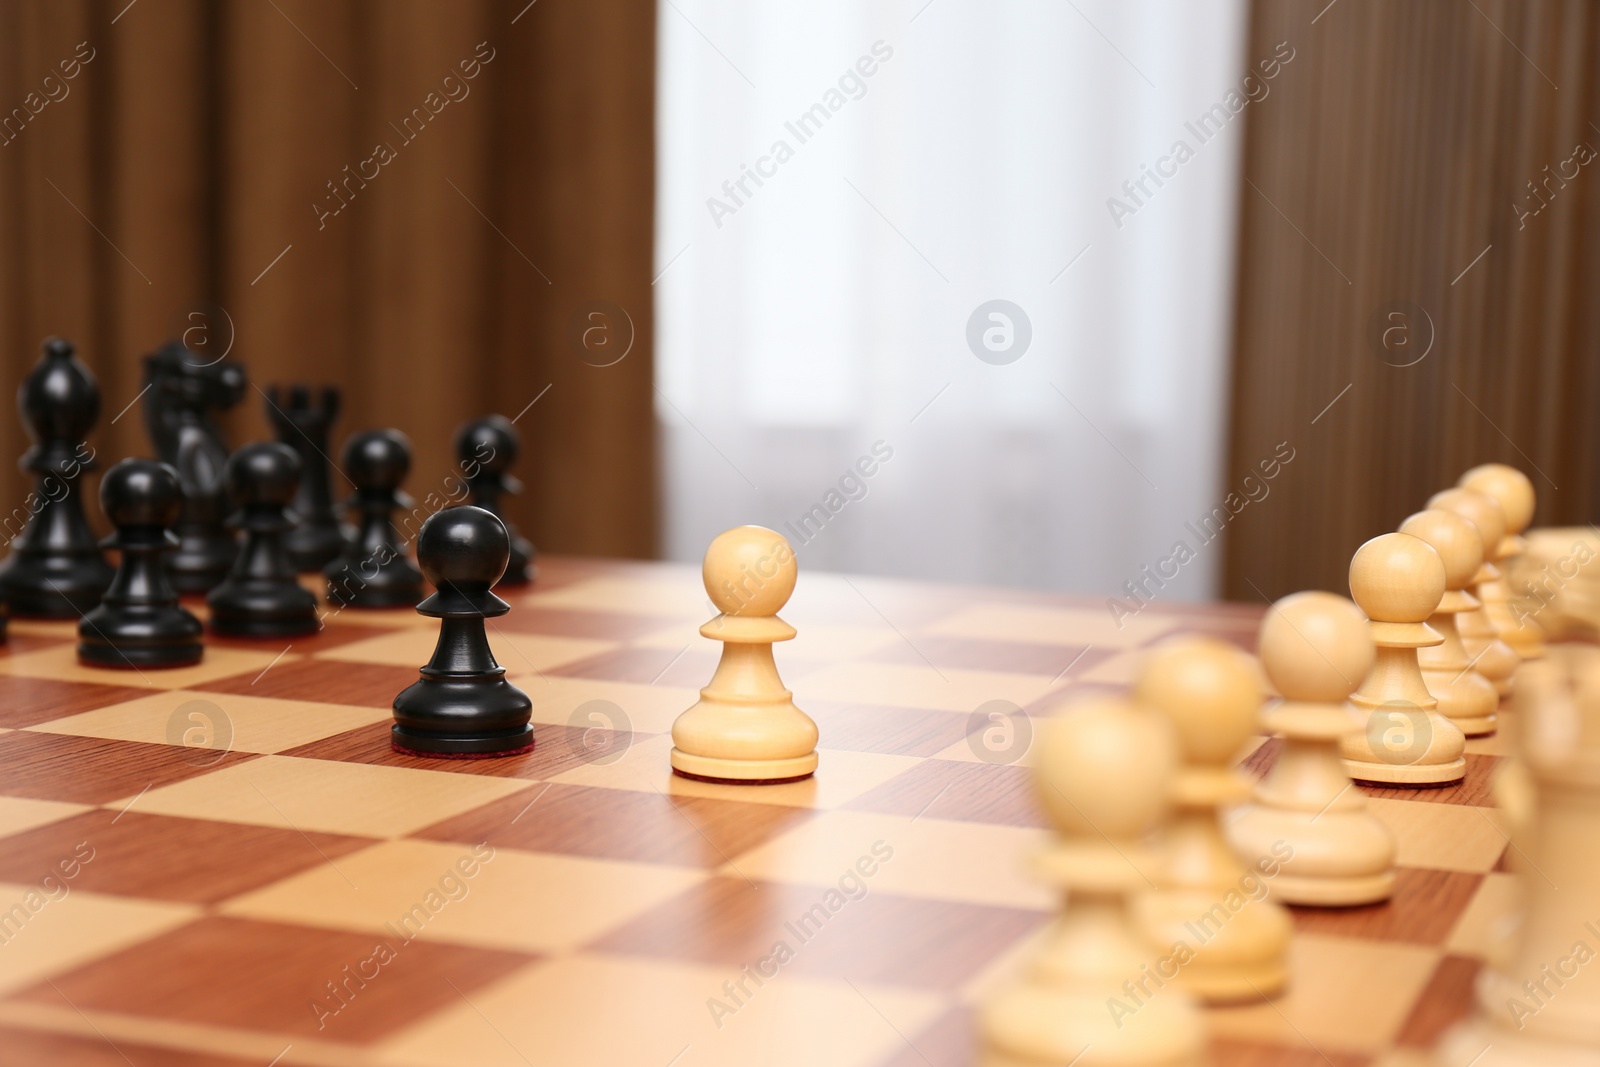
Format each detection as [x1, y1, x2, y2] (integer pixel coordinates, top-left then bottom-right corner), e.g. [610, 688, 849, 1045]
[979, 694, 1204, 1067]
[670, 526, 819, 783]
[1132, 637, 1292, 1001]
[1228, 591, 1398, 906]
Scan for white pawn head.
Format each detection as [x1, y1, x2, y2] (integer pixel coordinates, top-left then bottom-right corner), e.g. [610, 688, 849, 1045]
[703, 525, 797, 617]
[1349, 532, 1446, 624]
[1398, 508, 1483, 594]
[1134, 636, 1263, 767]
[1459, 464, 1535, 538]
[1034, 694, 1177, 840]
[1426, 488, 1506, 567]
[1259, 591, 1374, 702]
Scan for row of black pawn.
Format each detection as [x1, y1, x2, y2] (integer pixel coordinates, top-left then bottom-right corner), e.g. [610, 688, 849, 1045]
[0, 339, 538, 673]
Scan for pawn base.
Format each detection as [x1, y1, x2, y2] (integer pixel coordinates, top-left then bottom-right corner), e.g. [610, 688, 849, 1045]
[391, 724, 534, 758]
[1270, 870, 1397, 908]
[671, 747, 817, 784]
[1344, 757, 1466, 785]
[1451, 713, 1498, 737]
[78, 606, 204, 669]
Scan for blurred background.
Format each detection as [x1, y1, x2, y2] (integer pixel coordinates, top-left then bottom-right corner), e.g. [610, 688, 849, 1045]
[1, 0, 1596, 605]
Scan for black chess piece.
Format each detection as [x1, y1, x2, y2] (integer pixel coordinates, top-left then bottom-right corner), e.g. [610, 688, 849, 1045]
[79, 459, 203, 668]
[143, 341, 248, 593]
[455, 415, 536, 586]
[324, 430, 425, 609]
[392, 505, 533, 756]
[265, 384, 346, 572]
[207, 442, 320, 637]
[0, 338, 115, 618]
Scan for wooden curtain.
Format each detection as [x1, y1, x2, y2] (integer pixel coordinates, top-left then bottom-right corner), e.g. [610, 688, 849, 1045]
[0, 0, 656, 559]
[1225, 0, 1600, 601]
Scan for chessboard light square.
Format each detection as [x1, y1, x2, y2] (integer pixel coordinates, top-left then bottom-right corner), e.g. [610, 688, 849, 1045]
[511, 674, 699, 734]
[794, 661, 1059, 714]
[925, 603, 1179, 650]
[1446, 871, 1519, 958]
[1077, 650, 1141, 685]
[1367, 799, 1509, 873]
[119, 755, 534, 838]
[0, 883, 198, 996]
[0, 796, 91, 840]
[375, 954, 946, 1067]
[548, 734, 923, 811]
[522, 574, 707, 617]
[1207, 934, 1440, 1053]
[315, 627, 614, 674]
[727, 810, 1053, 911]
[29, 689, 389, 755]
[222, 838, 706, 954]
[0, 644, 301, 690]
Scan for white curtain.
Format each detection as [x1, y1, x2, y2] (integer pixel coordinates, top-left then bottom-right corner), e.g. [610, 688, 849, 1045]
[656, 0, 1250, 601]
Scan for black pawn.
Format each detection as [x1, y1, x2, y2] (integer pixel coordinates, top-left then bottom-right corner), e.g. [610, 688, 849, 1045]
[266, 384, 345, 572]
[207, 443, 320, 637]
[392, 505, 533, 757]
[79, 460, 203, 668]
[455, 415, 536, 586]
[0, 338, 114, 617]
[324, 430, 425, 609]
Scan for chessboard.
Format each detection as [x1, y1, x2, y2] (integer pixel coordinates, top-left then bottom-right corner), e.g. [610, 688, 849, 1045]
[0, 554, 1510, 1067]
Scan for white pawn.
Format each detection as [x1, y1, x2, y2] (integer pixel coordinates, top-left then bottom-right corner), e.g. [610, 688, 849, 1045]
[978, 694, 1204, 1067]
[1458, 464, 1547, 661]
[1400, 508, 1500, 737]
[670, 526, 819, 784]
[1429, 486, 1521, 697]
[1228, 592, 1397, 906]
[1339, 532, 1468, 784]
[1131, 637, 1292, 1001]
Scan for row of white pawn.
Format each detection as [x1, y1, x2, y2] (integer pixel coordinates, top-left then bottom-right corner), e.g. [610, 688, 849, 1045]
[980, 465, 1592, 1067]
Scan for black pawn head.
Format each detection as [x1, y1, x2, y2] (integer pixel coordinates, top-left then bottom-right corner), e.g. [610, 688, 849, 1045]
[101, 459, 183, 540]
[20, 337, 101, 451]
[344, 429, 412, 490]
[454, 415, 519, 477]
[414, 505, 511, 617]
[227, 442, 301, 510]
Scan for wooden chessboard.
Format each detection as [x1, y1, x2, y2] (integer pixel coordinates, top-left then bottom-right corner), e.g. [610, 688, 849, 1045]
[0, 555, 1511, 1067]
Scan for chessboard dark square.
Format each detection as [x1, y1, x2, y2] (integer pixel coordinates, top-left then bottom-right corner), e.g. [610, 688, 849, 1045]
[414, 782, 813, 867]
[845, 759, 1046, 828]
[196, 658, 421, 707]
[493, 606, 689, 641]
[204, 622, 400, 657]
[282, 721, 645, 780]
[0, 732, 256, 805]
[1395, 953, 1481, 1048]
[805, 702, 972, 758]
[0, 676, 151, 729]
[589, 876, 1045, 990]
[12, 916, 535, 1044]
[865, 635, 1108, 675]
[0, 1025, 267, 1067]
[0, 809, 376, 904]
[1289, 868, 1483, 945]
[544, 645, 741, 686]
[1358, 754, 1501, 806]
